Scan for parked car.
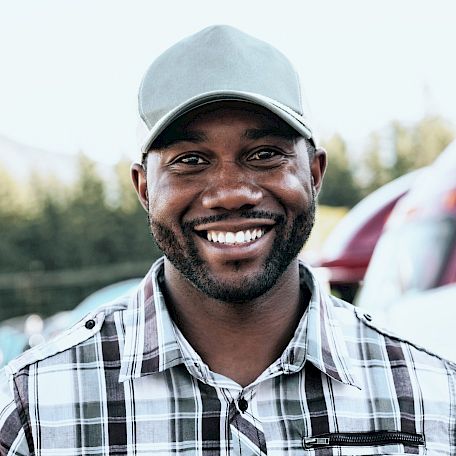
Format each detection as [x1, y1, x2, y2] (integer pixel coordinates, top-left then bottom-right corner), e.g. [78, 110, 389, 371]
[0, 278, 142, 367]
[312, 170, 421, 302]
[356, 141, 456, 360]
[0, 314, 44, 368]
[43, 278, 142, 341]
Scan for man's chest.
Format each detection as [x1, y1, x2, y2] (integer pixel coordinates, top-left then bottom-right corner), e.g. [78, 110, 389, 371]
[21, 362, 447, 456]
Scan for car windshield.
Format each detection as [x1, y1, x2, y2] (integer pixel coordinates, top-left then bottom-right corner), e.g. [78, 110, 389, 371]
[356, 217, 455, 312]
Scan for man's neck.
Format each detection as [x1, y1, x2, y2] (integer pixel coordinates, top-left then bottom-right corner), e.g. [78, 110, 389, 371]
[162, 259, 307, 387]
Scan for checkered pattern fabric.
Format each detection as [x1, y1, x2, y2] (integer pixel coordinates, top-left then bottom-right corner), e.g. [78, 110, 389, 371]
[1, 257, 455, 455]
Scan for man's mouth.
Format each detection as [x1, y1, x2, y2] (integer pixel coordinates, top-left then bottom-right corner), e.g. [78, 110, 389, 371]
[191, 216, 278, 249]
[205, 227, 267, 245]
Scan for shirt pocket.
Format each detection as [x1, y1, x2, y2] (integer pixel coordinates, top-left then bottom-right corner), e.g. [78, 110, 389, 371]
[302, 431, 426, 455]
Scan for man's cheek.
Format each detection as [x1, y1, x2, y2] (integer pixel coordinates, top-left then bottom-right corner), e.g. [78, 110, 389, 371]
[148, 201, 171, 226]
[269, 179, 309, 211]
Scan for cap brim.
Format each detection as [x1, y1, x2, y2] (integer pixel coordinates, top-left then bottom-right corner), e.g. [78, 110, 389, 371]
[140, 90, 314, 158]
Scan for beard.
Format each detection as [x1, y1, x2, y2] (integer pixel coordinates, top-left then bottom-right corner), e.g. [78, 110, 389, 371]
[148, 195, 316, 303]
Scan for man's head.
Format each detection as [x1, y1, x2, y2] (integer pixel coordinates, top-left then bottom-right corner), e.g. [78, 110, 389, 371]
[131, 26, 327, 303]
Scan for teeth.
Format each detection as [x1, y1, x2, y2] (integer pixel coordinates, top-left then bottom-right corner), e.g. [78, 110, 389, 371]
[206, 228, 266, 245]
[235, 231, 245, 243]
[225, 232, 235, 244]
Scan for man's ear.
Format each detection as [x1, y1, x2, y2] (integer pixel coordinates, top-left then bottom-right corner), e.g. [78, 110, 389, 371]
[310, 147, 327, 195]
[131, 162, 149, 211]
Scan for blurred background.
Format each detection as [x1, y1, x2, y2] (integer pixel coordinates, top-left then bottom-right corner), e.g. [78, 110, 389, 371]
[1, 0, 455, 364]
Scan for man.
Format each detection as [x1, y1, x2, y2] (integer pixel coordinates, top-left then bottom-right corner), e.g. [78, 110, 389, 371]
[1, 25, 455, 456]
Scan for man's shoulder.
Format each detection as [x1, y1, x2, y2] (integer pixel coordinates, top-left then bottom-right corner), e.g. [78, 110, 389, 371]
[330, 295, 456, 374]
[3, 296, 130, 379]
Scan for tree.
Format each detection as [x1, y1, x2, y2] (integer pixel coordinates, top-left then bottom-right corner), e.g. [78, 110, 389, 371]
[361, 115, 455, 195]
[393, 116, 455, 175]
[318, 134, 363, 208]
[112, 159, 141, 214]
[0, 154, 163, 320]
[0, 167, 30, 271]
[360, 132, 395, 196]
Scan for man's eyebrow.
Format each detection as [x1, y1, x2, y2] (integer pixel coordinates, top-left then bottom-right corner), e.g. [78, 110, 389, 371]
[152, 130, 208, 150]
[243, 128, 298, 141]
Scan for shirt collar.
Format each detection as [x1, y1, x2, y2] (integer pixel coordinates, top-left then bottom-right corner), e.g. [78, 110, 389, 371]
[281, 265, 360, 388]
[119, 257, 183, 382]
[119, 257, 360, 389]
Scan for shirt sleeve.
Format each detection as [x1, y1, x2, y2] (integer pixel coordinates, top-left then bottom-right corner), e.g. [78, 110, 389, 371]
[0, 369, 30, 456]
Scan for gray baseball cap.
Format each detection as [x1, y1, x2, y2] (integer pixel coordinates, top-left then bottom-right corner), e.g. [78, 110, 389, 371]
[138, 25, 315, 158]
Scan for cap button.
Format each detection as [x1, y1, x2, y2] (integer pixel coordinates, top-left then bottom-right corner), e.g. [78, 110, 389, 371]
[85, 319, 96, 330]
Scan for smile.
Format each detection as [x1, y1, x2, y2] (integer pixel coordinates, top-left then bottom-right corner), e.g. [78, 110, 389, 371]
[206, 228, 265, 245]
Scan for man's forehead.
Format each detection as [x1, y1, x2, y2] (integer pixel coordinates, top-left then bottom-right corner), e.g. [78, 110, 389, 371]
[150, 101, 300, 150]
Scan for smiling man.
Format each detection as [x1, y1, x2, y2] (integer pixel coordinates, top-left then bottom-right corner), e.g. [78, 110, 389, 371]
[131, 100, 322, 388]
[1, 25, 456, 456]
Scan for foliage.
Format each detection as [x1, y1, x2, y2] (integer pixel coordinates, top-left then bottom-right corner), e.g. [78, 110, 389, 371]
[0, 154, 161, 274]
[361, 116, 455, 195]
[360, 132, 394, 196]
[0, 154, 162, 319]
[318, 134, 363, 208]
[318, 115, 455, 204]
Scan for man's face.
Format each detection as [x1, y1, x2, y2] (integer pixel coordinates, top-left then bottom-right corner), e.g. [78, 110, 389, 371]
[134, 102, 326, 303]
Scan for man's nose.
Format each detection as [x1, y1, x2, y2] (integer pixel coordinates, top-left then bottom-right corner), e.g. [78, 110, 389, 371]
[201, 164, 263, 211]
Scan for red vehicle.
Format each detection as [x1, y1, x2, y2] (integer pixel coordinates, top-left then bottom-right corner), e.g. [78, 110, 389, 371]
[312, 170, 421, 302]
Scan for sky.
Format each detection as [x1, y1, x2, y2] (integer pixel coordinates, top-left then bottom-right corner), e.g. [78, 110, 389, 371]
[0, 0, 455, 164]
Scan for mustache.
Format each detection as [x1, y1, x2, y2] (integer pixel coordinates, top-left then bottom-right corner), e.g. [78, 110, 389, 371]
[182, 210, 285, 230]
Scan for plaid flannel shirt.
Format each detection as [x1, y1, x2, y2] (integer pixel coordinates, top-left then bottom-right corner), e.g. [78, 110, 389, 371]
[1, 257, 455, 455]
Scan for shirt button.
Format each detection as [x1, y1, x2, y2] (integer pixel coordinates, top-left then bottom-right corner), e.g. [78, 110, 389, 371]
[364, 313, 372, 322]
[238, 398, 248, 413]
[85, 319, 96, 330]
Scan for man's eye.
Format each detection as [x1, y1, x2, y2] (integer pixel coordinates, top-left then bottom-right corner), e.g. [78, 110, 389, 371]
[175, 155, 208, 165]
[248, 149, 280, 161]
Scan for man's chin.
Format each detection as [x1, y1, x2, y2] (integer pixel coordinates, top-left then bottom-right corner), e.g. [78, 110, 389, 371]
[182, 268, 282, 304]
[172, 253, 300, 304]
